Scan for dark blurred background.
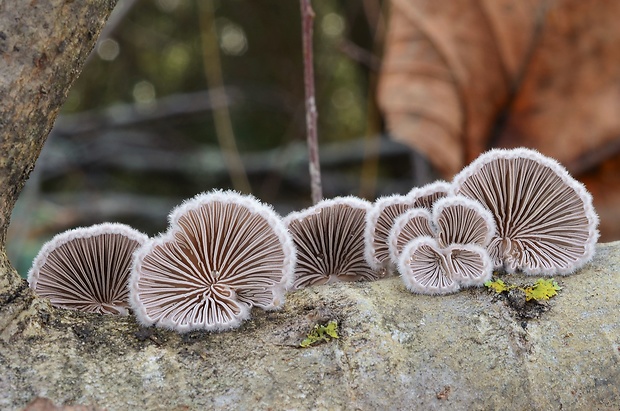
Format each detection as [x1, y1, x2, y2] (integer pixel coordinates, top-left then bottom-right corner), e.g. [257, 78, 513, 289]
[9, 0, 415, 275]
[9, 0, 620, 276]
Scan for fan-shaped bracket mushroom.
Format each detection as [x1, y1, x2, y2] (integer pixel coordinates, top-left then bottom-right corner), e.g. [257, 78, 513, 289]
[398, 237, 460, 295]
[398, 238, 494, 296]
[431, 195, 496, 248]
[365, 194, 412, 272]
[285, 196, 382, 289]
[451, 148, 599, 275]
[387, 207, 433, 265]
[28, 222, 148, 315]
[406, 180, 451, 209]
[130, 190, 296, 333]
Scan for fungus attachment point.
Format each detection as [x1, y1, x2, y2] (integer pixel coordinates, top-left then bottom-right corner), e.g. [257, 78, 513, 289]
[285, 196, 382, 289]
[398, 237, 459, 295]
[446, 244, 493, 286]
[130, 190, 296, 332]
[365, 180, 449, 272]
[452, 148, 599, 275]
[28, 223, 148, 315]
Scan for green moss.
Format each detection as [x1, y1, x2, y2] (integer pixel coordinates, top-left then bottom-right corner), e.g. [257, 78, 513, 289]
[300, 321, 339, 348]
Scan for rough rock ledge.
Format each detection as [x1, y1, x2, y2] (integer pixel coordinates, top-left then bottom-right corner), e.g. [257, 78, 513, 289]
[1, 242, 619, 411]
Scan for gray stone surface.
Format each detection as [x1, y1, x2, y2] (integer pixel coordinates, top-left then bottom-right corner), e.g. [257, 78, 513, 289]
[1, 242, 619, 411]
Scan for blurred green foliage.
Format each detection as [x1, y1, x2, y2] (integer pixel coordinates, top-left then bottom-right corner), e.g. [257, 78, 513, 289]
[10, 0, 395, 277]
[66, 0, 373, 149]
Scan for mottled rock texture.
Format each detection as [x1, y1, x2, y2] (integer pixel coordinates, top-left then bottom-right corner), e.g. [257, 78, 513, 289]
[1, 242, 619, 411]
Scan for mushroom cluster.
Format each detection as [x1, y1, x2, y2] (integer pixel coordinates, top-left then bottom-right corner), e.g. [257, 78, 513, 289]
[365, 180, 449, 272]
[26, 147, 599, 333]
[28, 223, 148, 315]
[364, 148, 598, 295]
[390, 196, 496, 294]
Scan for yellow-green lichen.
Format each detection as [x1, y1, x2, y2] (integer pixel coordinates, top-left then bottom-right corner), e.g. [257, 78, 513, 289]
[524, 279, 561, 301]
[484, 278, 562, 302]
[300, 321, 339, 348]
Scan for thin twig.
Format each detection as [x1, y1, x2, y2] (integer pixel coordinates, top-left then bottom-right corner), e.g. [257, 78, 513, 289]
[300, 0, 323, 204]
[198, 0, 251, 194]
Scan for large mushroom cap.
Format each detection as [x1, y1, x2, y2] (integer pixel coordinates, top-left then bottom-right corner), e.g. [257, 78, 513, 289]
[28, 223, 148, 315]
[130, 190, 296, 332]
[452, 148, 599, 275]
[285, 196, 382, 289]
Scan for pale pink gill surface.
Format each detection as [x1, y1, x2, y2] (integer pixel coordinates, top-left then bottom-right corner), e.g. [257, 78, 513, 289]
[286, 196, 381, 289]
[130, 190, 295, 332]
[364, 180, 450, 271]
[452, 148, 599, 275]
[28, 223, 148, 315]
[394, 196, 495, 295]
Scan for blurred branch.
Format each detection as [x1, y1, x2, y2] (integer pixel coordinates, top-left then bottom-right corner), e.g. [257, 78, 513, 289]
[53, 88, 243, 136]
[300, 0, 323, 204]
[39, 192, 177, 228]
[37, 131, 411, 184]
[337, 39, 381, 71]
[23, 172, 412, 229]
[198, 0, 251, 194]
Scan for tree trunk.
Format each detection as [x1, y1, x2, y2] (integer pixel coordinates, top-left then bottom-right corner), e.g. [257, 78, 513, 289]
[0, 0, 118, 304]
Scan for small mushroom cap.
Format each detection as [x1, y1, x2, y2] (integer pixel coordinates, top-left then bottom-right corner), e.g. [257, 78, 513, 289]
[452, 148, 599, 275]
[407, 180, 451, 209]
[398, 239, 492, 295]
[398, 237, 460, 295]
[364, 194, 411, 271]
[446, 243, 493, 287]
[285, 196, 382, 289]
[130, 190, 296, 332]
[364, 180, 449, 271]
[431, 196, 496, 248]
[28, 223, 148, 315]
[387, 207, 433, 265]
